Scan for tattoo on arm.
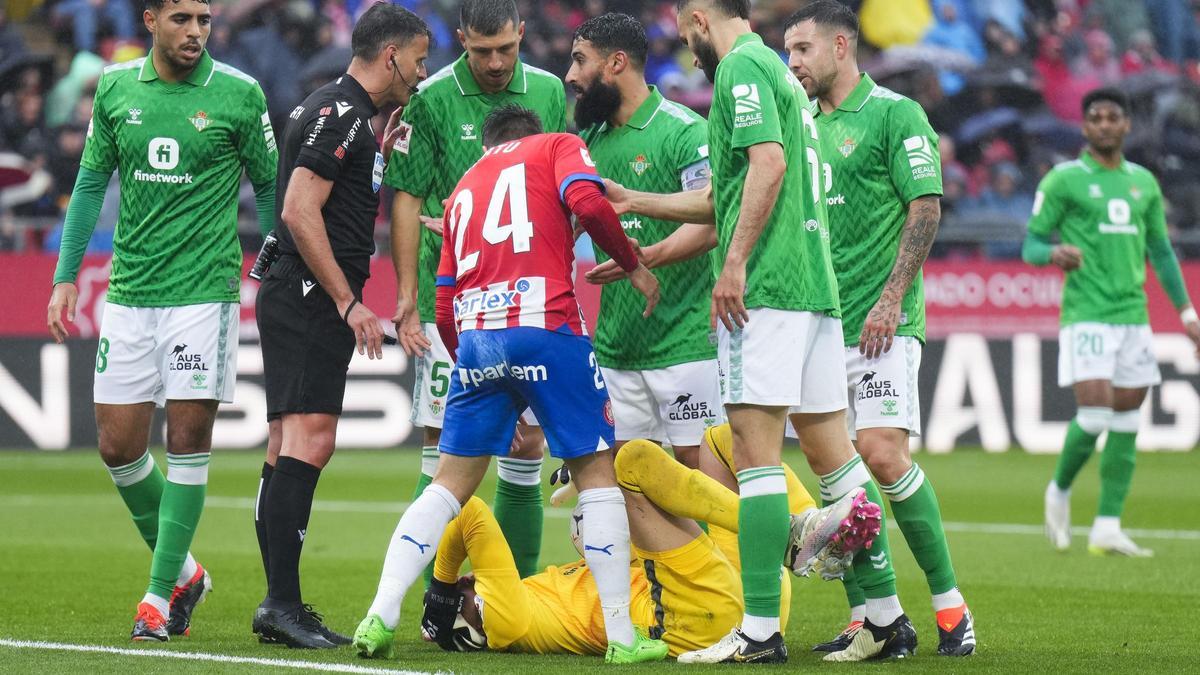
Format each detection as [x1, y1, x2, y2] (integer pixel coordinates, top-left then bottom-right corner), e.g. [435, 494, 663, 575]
[880, 195, 940, 307]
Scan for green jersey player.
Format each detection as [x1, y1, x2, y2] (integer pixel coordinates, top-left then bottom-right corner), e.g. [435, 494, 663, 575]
[602, 0, 900, 663]
[784, 2, 972, 659]
[1025, 87, 1200, 557]
[45, 0, 277, 642]
[385, 0, 566, 579]
[567, 13, 718, 471]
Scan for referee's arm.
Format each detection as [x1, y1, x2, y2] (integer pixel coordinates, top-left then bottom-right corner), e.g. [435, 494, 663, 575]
[281, 168, 386, 358]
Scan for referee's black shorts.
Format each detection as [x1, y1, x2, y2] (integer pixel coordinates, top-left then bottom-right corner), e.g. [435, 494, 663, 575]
[257, 254, 359, 418]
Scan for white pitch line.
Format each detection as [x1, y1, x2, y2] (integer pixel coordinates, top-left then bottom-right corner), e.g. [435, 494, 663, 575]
[4, 494, 1199, 541]
[0, 638, 435, 674]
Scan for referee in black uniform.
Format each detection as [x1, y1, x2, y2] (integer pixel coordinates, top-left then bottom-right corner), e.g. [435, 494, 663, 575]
[252, 4, 430, 648]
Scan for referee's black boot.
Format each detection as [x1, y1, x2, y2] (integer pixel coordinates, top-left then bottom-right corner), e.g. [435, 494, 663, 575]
[252, 601, 337, 649]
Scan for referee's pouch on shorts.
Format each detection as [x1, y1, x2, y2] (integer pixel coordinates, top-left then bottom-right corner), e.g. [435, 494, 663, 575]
[266, 253, 314, 283]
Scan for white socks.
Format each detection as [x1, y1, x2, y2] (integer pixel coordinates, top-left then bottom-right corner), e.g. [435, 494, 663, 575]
[1092, 515, 1121, 537]
[849, 604, 866, 624]
[741, 614, 780, 642]
[367, 483, 461, 630]
[177, 553, 198, 587]
[866, 594, 904, 626]
[577, 487, 635, 647]
[931, 587, 965, 612]
[419, 446, 439, 478]
[496, 457, 543, 486]
[141, 592, 169, 618]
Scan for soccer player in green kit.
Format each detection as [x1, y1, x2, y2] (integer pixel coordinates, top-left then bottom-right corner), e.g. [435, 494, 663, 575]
[784, 2, 973, 658]
[602, 0, 903, 663]
[385, 0, 565, 578]
[1025, 88, 1200, 557]
[566, 12, 721, 470]
[45, 0, 277, 641]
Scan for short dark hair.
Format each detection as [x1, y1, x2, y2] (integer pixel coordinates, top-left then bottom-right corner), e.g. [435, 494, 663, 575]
[784, 0, 859, 38]
[483, 104, 543, 146]
[351, 3, 432, 61]
[1082, 87, 1130, 117]
[573, 13, 647, 68]
[460, 0, 520, 36]
[675, 0, 750, 20]
[145, 0, 210, 11]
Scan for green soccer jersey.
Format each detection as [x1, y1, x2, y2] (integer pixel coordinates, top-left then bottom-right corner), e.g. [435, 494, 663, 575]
[385, 53, 566, 322]
[1027, 151, 1168, 326]
[814, 74, 942, 345]
[581, 87, 715, 370]
[79, 52, 278, 307]
[708, 33, 839, 315]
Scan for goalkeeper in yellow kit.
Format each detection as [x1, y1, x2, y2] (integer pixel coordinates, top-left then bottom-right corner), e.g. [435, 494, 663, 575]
[417, 425, 881, 658]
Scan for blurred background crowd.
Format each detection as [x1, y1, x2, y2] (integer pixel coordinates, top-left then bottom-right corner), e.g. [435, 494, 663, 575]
[2, 0, 1200, 261]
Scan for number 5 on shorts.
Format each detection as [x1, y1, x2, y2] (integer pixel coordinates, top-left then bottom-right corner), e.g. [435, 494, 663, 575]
[430, 361, 450, 398]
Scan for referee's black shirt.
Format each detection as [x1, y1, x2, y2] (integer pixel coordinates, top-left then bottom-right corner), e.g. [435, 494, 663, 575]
[275, 74, 383, 286]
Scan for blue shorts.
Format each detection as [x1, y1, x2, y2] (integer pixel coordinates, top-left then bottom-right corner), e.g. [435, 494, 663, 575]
[439, 327, 615, 459]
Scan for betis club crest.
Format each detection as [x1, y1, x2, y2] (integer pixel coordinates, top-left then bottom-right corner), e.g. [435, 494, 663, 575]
[838, 137, 856, 158]
[190, 111, 211, 132]
[630, 154, 651, 176]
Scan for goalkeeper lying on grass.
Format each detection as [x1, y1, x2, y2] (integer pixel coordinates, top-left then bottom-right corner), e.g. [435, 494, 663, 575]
[368, 425, 881, 659]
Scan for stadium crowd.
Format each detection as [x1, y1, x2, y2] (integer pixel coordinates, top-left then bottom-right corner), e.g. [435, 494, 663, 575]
[2, 0, 1200, 256]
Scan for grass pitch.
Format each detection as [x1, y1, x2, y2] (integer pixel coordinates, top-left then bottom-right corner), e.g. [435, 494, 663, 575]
[1, 447, 1198, 673]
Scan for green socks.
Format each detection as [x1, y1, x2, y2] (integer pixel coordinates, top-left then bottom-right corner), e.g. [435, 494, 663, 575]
[108, 451, 166, 550]
[736, 465, 789, 636]
[494, 458, 544, 578]
[820, 456, 898, 601]
[1054, 407, 1110, 490]
[1098, 411, 1140, 517]
[147, 452, 210, 601]
[883, 464, 958, 595]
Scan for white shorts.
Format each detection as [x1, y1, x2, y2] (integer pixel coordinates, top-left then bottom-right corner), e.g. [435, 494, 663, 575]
[410, 322, 540, 429]
[843, 337, 922, 439]
[601, 360, 724, 447]
[1058, 322, 1162, 388]
[718, 308, 848, 411]
[94, 302, 238, 407]
[411, 323, 454, 428]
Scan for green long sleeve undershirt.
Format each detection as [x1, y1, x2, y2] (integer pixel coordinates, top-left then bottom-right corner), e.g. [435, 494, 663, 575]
[53, 167, 110, 286]
[254, 180, 276, 237]
[1021, 231, 1054, 266]
[1147, 235, 1191, 310]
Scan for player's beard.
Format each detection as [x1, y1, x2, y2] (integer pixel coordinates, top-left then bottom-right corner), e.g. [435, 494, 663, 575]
[693, 36, 720, 84]
[574, 78, 622, 130]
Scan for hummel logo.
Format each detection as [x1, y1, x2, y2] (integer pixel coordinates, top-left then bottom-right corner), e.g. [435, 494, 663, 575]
[126, 108, 143, 125]
[298, 529, 306, 542]
[336, 101, 353, 117]
[401, 534, 430, 554]
[870, 551, 888, 570]
[301, 279, 315, 297]
[585, 544, 615, 556]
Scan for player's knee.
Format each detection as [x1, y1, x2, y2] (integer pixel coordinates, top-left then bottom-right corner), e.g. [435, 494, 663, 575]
[857, 432, 910, 485]
[614, 439, 666, 486]
[165, 424, 213, 455]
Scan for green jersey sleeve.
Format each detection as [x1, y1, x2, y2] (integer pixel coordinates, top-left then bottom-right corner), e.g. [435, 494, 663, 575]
[383, 94, 436, 197]
[237, 84, 279, 188]
[80, 73, 117, 174]
[1027, 169, 1065, 237]
[1144, 179, 1168, 244]
[719, 57, 783, 150]
[886, 99, 942, 203]
[675, 121, 711, 190]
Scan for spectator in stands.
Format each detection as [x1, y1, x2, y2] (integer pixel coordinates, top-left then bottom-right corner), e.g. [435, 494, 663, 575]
[966, 161, 1032, 257]
[44, 51, 105, 128]
[1121, 28, 1178, 76]
[1145, 0, 1200, 63]
[1036, 33, 1096, 123]
[0, 8, 28, 65]
[1073, 29, 1121, 85]
[51, 0, 136, 54]
[859, 0, 933, 48]
[923, 0, 985, 96]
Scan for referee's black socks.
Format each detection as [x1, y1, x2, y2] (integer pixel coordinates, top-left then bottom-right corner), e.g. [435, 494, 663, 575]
[263, 456, 321, 607]
[255, 462, 273, 585]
